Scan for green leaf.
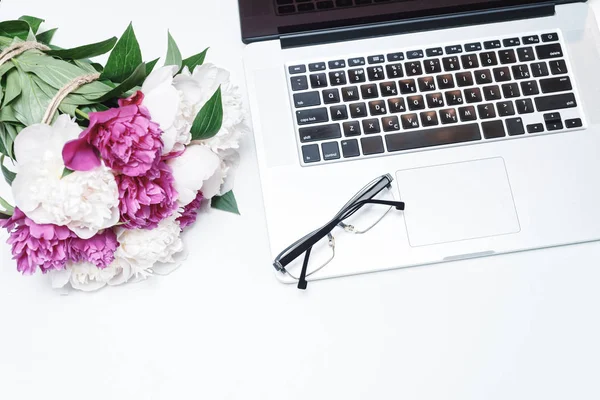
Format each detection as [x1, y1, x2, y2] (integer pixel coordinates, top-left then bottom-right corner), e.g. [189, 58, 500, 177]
[36, 28, 57, 45]
[190, 87, 223, 140]
[0, 194, 14, 215]
[12, 68, 53, 126]
[0, 62, 15, 79]
[164, 31, 182, 70]
[181, 48, 208, 72]
[92, 62, 146, 102]
[0, 20, 31, 40]
[211, 191, 240, 215]
[46, 37, 117, 60]
[61, 168, 75, 179]
[146, 58, 159, 74]
[1, 155, 16, 185]
[0, 106, 19, 123]
[19, 16, 44, 34]
[2, 69, 22, 107]
[0, 123, 18, 159]
[101, 23, 142, 83]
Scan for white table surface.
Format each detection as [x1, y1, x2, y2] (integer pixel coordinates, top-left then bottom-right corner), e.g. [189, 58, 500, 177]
[1, 1, 600, 399]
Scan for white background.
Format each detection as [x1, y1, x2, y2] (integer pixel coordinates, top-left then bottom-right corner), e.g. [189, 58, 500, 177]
[1, 1, 600, 399]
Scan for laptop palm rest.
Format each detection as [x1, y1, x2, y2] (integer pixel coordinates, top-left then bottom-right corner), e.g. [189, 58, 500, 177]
[396, 157, 521, 247]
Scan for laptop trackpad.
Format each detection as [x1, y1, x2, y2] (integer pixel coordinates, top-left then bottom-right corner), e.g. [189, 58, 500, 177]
[396, 157, 520, 247]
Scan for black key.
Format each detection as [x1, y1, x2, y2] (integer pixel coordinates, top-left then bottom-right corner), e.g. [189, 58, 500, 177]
[310, 73, 328, 88]
[294, 91, 321, 108]
[407, 95, 425, 111]
[458, 106, 477, 121]
[361, 84, 379, 99]
[482, 120, 506, 139]
[407, 50, 424, 59]
[461, 54, 479, 69]
[387, 52, 405, 62]
[405, 61, 423, 76]
[330, 105, 348, 120]
[382, 116, 401, 132]
[296, 108, 329, 125]
[341, 86, 360, 101]
[328, 59, 346, 69]
[399, 79, 417, 94]
[480, 51, 498, 66]
[369, 100, 387, 115]
[456, 71, 474, 87]
[424, 59, 442, 74]
[493, 67, 511, 82]
[420, 111, 439, 126]
[367, 55, 385, 64]
[426, 47, 443, 57]
[516, 98, 534, 114]
[309, 62, 326, 72]
[546, 120, 563, 131]
[379, 81, 398, 96]
[322, 89, 340, 104]
[477, 103, 496, 119]
[541, 32, 559, 42]
[445, 45, 463, 54]
[302, 144, 320, 163]
[465, 42, 482, 52]
[503, 37, 520, 47]
[297, 3, 315, 11]
[483, 85, 501, 101]
[535, 93, 577, 111]
[386, 64, 404, 78]
[401, 113, 420, 129]
[499, 49, 517, 64]
[321, 142, 341, 160]
[418, 76, 436, 92]
[506, 117, 525, 136]
[349, 102, 368, 118]
[565, 118, 582, 128]
[445, 90, 464, 106]
[531, 62, 550, 77]
[517, 47, 535, 62]
[484, 40, 501, 49]
[426, 92, 445, 108]
[388, 98, 407, 113]
[289, 65, 306, 74]
[475, 69, 493, 84]
[527, 123, 544, 133]
[439, 108, 458, 124]
[442, 56, 460, 71]
[544, 112, 561, 122]
[549, 59, 568, 75]
[329, 71, 347, 86]
[348, 57, 366, 66]
[536, 43, 563, 60]
[291, 76, 309, 91]
[511, 64, 531, 79]
[298, 123, 341, 142]
[522, 35, 540, 44]
[348, 68, 366, 83]
[437, 74, 455, 89]
[496, 101, 515, 116]
[343, 121, 361, 137]
[367, 66, 385, 81]
[361, 136, 384, 155]
[362, 118, 381, 134]
[502, 83, 521, 98]
[341, 139, 360, 158]
[520, 80, 540, 96]
[385, 123, 481, 152]
[464, 88, 483, 103]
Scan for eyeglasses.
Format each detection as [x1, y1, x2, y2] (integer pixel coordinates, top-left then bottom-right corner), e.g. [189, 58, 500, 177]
[273, 173, 405, 290]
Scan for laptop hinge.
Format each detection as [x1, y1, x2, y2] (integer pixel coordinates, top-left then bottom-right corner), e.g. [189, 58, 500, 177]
[279, 3, 555, 49]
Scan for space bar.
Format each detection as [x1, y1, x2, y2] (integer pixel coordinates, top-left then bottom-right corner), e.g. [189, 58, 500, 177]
[385, 123, 482, 152]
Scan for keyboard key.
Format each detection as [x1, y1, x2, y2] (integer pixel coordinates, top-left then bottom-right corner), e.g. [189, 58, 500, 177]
[330, 105, 348, 120]
[382, 116, 401, 131]
[367, 55, 385, 64]
[480, 51, 498, 66]
[483, 85, 501, 101]
[308, 62, 326, 71]
[310, 73, 328, 88]
[461, 54, 479, 69]
[439, 108, 458, 124]
[456, 71, 474, 87]
[493, 67, 511, 82]
[322, 89, 340, 104]
[458, 106, 477, 121]
[388, 98, 407, 113]
[464, 87, 483, 103]
[522, 35, 540, 44]
[407, 50, 424, 59]
[369, 100, 387, 115]
[541, 32, 559, 42]
[385, 123, 481, 152]
[401, 113, 420, 129]
[343, 121, 361, 137]
[535, 93, 577, 111]
[437, 74, 455, 89]
[361, 84, 378, 99]
[503, 37, 520, 47]
[386, 64, 404, 78]
[536, 43, 563, 59]
[465, 42, 482, 52]
[549, 59, 568, 75]
[499, 49, 517, 64]
[289, 65, 306, 74]
[484, 40, 501, 49]
[531, 62, 550, 77]
[349, 102, 368, 118]
[482, 120, 506, 138]
[407, 95, 425, 111]
[420, 111, 439, 126]
[516, 98, 534, 114]
[341, 86, 360, 101]
[442, 56, 460, 71]
[294, 91, 321, 108]
[348, 57, 366, 66]
[367, 66, 385, 81]
[362, 118, 381, 134]
[321, 142, 341, 160]
[445, 45, 463, 54]
[328, 59, 346, 69]
[418, 76, 436, 92]
[502, 83, 521, 98]
[302, 144, 320, 163]
[517, 47, 535, 62]
[379, 81, 398, 96]
[405, 61, 423, 76]
[348, 68, 366, 83]
[424, 58, 442, 74]
[496, 101, 515, 116]
[511, 64, 531, 79]
[475, 69, 493, 84]
[544, 112, 561, 123]
[506, 117, 525, 135]
[426, 92, 445, 108]
[329, 71, 347, 86]
[296, 108, 329, 125]
[387, 52, 405, 62]
[426, 47, 443, 57]
[527, 123, 544, 133]
[298, 123, 341, 142]
[291, 76, 309, 91]
[520, 80, 540, 96]
[565, 118, 582, 128]
[478, 103, 496, 119]
[445, 90, 464, 106]
[546, 120, 563, 131]
[341, 139, 360, 158]
[361, 136, 384, 155]
[399, 79, 417, 94]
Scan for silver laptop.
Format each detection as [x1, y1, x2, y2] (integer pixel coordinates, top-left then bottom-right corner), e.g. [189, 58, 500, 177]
[239, 0, 600, 285]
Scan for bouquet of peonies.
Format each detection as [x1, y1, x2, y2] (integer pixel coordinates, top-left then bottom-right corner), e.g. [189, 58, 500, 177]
[0, 17, 247, 291]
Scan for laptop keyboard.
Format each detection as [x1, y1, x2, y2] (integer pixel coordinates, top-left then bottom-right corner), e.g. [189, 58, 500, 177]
[286, 31, 585, 166]
[275, 0, 407, 15]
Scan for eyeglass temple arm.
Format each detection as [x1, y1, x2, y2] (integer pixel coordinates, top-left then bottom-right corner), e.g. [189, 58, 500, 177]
[297, 247, 312, 290]
[277, 219, 340, 271]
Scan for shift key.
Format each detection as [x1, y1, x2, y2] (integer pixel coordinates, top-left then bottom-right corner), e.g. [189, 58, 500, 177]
[296, 108, 329, 125]
[535, 93, 577, 111]
[299, 124, 341, 143]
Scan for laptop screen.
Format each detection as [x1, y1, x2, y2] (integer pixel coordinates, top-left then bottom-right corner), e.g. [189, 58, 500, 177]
[238, 0, 558, 43]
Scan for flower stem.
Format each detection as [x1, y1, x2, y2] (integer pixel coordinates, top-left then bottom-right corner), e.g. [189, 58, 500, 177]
[75, 108, 90, 120]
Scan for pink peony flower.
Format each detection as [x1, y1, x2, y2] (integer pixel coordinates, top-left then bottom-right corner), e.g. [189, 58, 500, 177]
[63, 91, 164, 177]
[177, 191, 204, 230]
[69, 229, 119, 269]
[0, 208, 74, 275]
[116, 161, 179, 230]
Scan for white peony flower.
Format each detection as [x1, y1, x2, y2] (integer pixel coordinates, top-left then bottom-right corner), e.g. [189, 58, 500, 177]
[51, 261, 120, 292]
